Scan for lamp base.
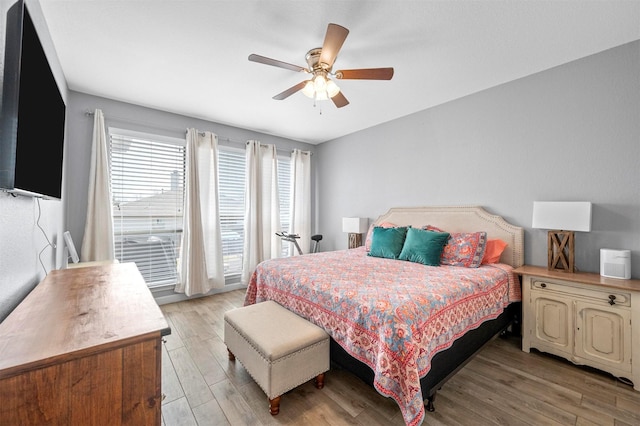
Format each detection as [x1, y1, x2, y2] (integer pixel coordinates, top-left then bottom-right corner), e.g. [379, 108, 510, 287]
[547, 230, 575, 272]
[348, 233, 362, 249]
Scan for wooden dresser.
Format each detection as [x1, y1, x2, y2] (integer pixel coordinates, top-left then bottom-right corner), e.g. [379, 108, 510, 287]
[0, 262, 170, 425]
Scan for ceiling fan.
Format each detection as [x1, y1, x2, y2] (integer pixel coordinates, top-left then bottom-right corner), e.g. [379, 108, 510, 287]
[248, 23, 394, 108]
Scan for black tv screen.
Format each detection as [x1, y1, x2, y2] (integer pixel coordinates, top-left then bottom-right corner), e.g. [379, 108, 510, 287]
[0, 0, 66, 199]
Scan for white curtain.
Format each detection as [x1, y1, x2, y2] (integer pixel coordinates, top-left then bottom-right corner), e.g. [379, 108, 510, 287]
[289, 149, 311, 255]
[176, 129, 225, 296]
[80, 109, 115, 262]
[241, 140, 281, 284]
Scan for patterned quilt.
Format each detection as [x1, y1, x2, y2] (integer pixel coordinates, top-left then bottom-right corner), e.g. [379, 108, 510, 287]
[244, 247, 521, 426]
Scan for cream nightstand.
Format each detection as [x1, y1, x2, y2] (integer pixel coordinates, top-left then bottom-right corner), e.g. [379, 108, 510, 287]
[514, 265, 640, 390]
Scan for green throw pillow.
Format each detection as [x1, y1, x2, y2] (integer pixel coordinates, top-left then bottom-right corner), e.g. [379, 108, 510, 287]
[368, 226, 408, 259]
[398, 227, 450, 266]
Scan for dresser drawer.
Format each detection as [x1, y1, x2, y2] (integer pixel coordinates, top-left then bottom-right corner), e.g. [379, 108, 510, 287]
[530, 278, 631, 307]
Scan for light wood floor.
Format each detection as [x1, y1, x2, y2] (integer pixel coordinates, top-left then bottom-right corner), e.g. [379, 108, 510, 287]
[159, 289, 640, 425]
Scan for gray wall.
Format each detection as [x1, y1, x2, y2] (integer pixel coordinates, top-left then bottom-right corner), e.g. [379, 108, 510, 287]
[316, 41, 640, 277]
[0, 0, 67, 322]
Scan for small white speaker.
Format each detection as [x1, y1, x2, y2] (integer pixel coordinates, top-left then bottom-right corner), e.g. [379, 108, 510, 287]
[600, 249, 631, 280]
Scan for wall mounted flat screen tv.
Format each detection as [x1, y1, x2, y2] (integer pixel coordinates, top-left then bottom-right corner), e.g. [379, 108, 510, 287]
[0, 0, 66, 200]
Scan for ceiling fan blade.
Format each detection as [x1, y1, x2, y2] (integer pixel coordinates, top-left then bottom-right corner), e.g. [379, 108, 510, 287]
[335, 68, 394, 80]
[331, 91, 349, 108]
[248, 54, 307, 73]
[319, 23, 349, 68]
[273, 81, 308, 100]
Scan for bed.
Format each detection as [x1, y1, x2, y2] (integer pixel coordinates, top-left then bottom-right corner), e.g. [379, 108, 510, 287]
[244, 206, 524, 426]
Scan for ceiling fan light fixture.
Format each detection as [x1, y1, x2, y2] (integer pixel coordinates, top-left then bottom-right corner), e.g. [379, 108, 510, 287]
[326, 79, 340, 97]
[315, 90, 329, 101]
[302, 80, 315, 98]
[302, 74, 340, 102]
[313, 74, 327, 92]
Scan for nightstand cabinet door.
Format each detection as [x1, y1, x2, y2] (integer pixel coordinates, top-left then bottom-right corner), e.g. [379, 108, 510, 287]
[575, 302, 632, 374]
[531, 291, 573, 356]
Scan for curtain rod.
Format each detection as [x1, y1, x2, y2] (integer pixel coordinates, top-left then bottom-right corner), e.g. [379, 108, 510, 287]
[84, 110, 245, 144]
[246, 140, 311, 155]
[84, 110, 311, 154]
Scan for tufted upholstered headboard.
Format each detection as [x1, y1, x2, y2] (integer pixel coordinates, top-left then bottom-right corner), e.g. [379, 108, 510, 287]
[373, 205, 524, 268]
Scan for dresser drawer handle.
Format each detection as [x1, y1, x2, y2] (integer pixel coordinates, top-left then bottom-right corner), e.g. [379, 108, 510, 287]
[609, 295, 616, 305]
[540, 283, 547, 288]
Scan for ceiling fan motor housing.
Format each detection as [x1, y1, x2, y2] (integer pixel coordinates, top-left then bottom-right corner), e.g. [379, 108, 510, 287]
[306, 48, 331, 74]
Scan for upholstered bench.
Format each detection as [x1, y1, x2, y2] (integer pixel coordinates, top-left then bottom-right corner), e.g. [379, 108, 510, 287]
[223, 301, 330, 415]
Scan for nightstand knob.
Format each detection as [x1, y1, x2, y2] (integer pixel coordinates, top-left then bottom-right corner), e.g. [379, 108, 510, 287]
[608, 295, 616, 305]
[540, 283, 547, 288]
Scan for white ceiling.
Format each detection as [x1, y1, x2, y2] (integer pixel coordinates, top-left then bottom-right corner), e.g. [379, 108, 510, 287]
[39, 1, 640, 145]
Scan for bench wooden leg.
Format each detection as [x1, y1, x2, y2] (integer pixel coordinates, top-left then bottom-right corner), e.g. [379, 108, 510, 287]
[269, 395, 281, 415]
[314, 373, 325, 389]
[227, 349, 235, 361]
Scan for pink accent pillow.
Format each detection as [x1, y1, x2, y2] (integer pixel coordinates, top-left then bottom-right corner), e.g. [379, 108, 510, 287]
[481, 239, 508, 264]
[365, 221, 397, 251]
[422, 225, 487, 268]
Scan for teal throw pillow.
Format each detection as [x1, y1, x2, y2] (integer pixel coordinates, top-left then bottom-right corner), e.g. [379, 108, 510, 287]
[398, 227, 450, 266]
[368, 226, 408, 259]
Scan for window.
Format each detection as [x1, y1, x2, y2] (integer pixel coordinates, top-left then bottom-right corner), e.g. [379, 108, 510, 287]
[109, 129, 185, 288]
[218, 147, 245, 277]
[218, 147, 293, 276]
[109, 131, 293, 287]
[277, 156, 291, 256]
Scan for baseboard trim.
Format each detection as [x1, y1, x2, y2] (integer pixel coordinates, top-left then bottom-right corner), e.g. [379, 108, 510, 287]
[153, 283, 247, 305]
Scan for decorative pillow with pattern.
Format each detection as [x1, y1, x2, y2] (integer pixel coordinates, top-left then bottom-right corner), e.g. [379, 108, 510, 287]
[422, 226, 487, 268]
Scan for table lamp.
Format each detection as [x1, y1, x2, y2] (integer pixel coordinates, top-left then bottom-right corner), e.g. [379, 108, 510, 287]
[532, 201, 592, 272]
[342, 217, 369, 249]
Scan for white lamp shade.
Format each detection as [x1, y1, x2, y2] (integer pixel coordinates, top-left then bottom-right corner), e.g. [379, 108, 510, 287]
[532, 201, 592, 232]
[342, 217, 369, 234]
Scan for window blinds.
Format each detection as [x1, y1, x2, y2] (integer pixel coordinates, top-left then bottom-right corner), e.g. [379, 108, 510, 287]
[109, 130, 186, 287]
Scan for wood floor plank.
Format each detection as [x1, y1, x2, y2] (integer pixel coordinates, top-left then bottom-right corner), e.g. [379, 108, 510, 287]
[161, 397, 198, 426]
[279, 381, 358, 426]
[616, 393, 640, 416]
[160, 289, 640, 426]
[469, 355, 615, 426]
[236, 380, 292, 425]
[453, 368, 570, 425]
[580, 394, 640, 426]
[468, 355, 584, 415]
[161, 343, 185, 405]
[191, 398, 231, 426]
[323, 366, 400, 421]
[200, 334, 254, 388]
[210, 379, 263, 426]
[438, 376, 530, 426]
[432, 392, 500, 426]
[475, 347, 583, 405]
[161, 314, 185, 352]
[181, 335, 228, 386]
[168, 346, 214, 408]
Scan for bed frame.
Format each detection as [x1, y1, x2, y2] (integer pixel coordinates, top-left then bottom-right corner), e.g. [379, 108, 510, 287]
[329, 205, 524, 412]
